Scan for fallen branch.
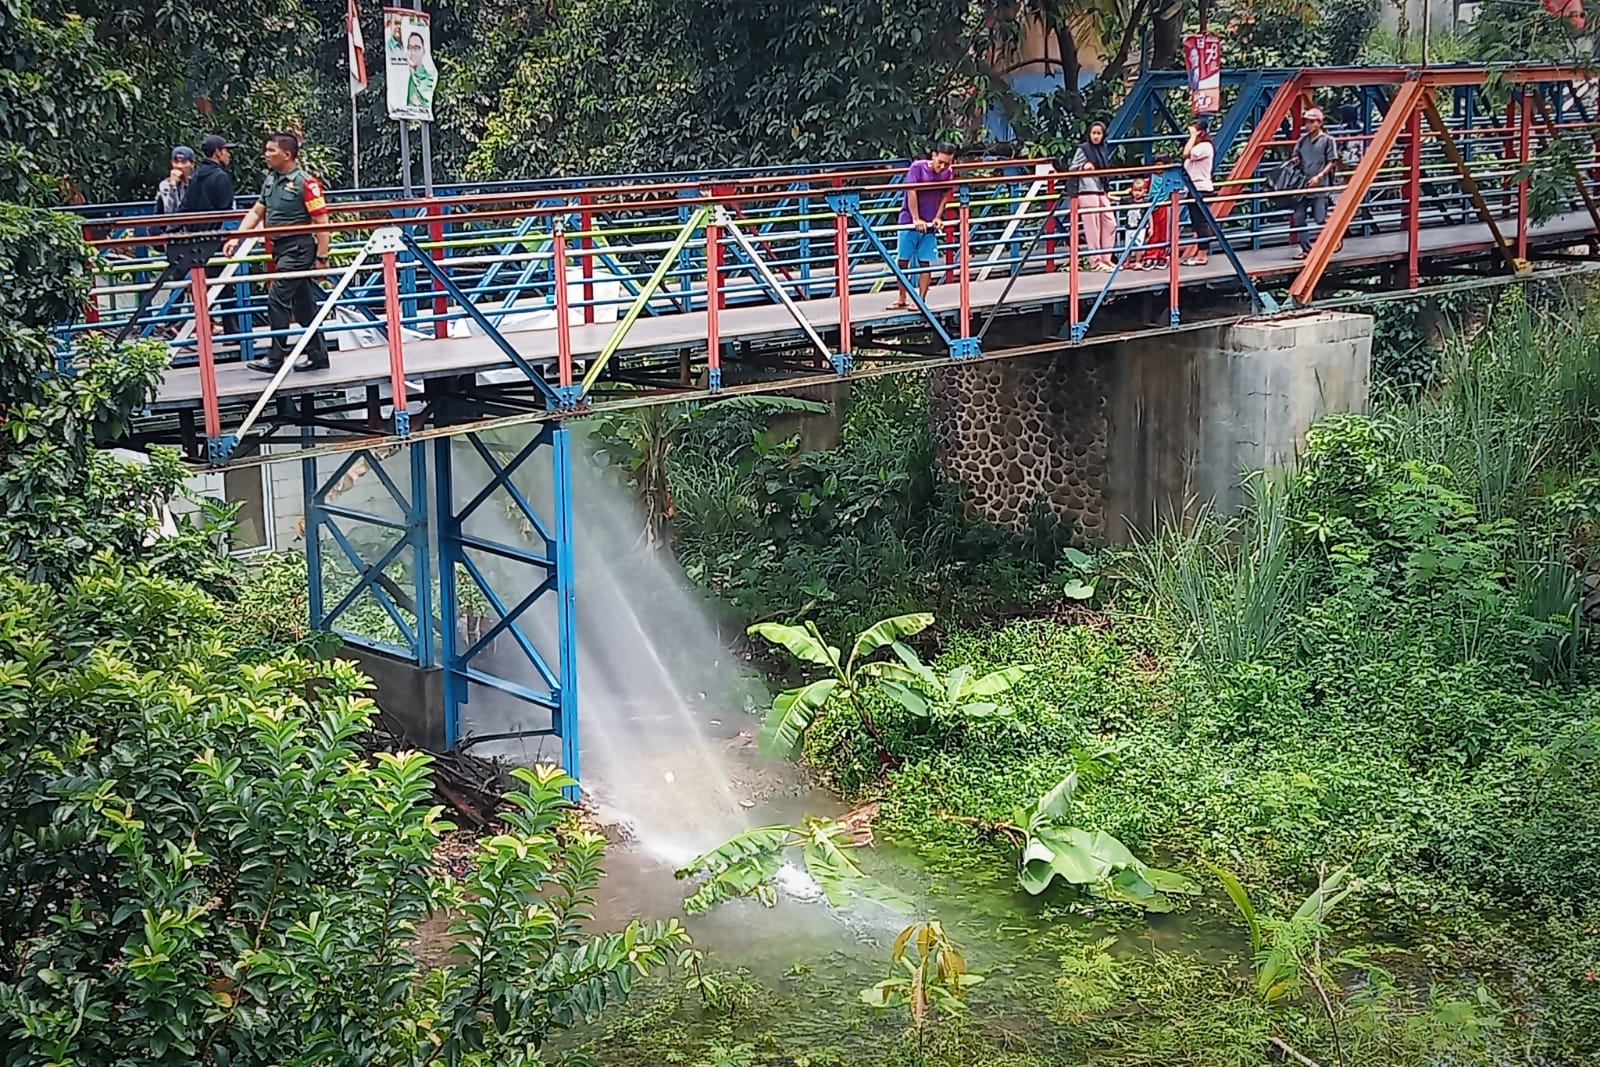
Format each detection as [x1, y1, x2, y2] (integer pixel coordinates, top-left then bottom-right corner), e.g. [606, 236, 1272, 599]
[934, 810, 1026, 846]
[1270, 1036, 1325, 1067]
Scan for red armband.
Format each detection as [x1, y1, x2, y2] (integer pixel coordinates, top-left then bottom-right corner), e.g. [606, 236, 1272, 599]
[302, 174, 328, 216]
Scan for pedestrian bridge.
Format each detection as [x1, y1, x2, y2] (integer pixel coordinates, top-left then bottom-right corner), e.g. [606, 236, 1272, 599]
[61, 61, 1600, 777]
[74, 61, 1600, 469]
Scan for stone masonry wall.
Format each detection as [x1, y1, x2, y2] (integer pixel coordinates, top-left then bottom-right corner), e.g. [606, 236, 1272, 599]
[930, 312, 1374, 543]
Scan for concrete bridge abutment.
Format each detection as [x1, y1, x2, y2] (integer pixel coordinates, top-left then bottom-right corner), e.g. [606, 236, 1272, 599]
[931, 311, 1374, 543]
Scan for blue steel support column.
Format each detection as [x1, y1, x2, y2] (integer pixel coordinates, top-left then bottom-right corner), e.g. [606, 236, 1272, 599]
[302, 421, 323, 631]
[303, 442, 436, 667]
[551, 426, 581, 791]
[433, 426, 580, 800]
[433, 434, 463, 749]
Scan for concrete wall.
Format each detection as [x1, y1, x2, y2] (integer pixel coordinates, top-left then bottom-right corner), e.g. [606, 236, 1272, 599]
[932, 311, 1374, 543]
[1104, 311, 1373, 538]
[341, 643, 447, 751]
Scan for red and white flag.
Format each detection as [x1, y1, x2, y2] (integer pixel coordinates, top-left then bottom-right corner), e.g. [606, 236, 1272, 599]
[346, 0, 368, 97]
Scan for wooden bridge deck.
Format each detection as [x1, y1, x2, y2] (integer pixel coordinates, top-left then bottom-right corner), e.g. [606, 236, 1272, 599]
[152, 211, 1593, 410]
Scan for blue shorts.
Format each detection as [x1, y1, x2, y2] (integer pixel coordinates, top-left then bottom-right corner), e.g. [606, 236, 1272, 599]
[896, 227, 939, 266]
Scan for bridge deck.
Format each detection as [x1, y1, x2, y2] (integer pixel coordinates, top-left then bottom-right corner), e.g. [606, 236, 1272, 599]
[152, 210, 1591, 410]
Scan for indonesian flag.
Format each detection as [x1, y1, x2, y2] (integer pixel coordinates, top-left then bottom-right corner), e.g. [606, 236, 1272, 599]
[346, 0, 368, 96]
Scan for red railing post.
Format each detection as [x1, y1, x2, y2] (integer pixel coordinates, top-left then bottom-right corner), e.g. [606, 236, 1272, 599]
[1067, 195, 1081, 340]
[1517, 91, 1533, 262]
[957, 187, 972, 345]
[83, 223, 101, 324]
[834, 208, 851, 368]
[1044, 177, 1057, 273]
[1405, 108, 1422, 289]
[553, 223, 574, 396]
[579, 193, 596, 325]
[429, 200, 447, 339]
[705, 212, 721, 392]
[381, 251, 410, 434]
[1168, 189, 1181, 327]
[189, 266, 221, 442]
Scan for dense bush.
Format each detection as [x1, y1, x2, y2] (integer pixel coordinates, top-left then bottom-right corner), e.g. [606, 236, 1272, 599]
[1, 203, 683, 1064]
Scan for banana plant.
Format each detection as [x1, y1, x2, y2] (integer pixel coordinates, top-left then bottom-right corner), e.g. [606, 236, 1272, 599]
[876, 641, 1034, 721]
[749, 612, 1033, 761]
[675, 817, 912, 915]
[749, 612, 934, 759]
[1015, 760, 1199, 911]
[1208, 862, 1364, 1003]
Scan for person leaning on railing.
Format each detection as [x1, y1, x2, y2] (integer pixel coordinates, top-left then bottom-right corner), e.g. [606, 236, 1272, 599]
[225, 132, 333, 374]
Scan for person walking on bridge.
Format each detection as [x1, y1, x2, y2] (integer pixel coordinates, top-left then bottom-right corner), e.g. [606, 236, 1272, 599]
[228, 133, 332, 374]
[1068, 121, 1116, 271]
[888, 141, 957, 310]
[1291, 108, 1340, 260]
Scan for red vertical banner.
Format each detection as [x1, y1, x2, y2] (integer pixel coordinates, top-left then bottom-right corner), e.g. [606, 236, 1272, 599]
[1183, 33, 1222, 115]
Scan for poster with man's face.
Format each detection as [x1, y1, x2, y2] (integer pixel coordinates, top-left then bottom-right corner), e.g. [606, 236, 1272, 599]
[384, 6, 438, 122]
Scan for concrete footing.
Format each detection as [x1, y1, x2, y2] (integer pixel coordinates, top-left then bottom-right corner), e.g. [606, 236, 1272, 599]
[341, 643, 446, 751]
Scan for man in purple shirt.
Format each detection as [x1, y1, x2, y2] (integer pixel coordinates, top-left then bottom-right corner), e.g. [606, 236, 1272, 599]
[889, 141, 957, 309]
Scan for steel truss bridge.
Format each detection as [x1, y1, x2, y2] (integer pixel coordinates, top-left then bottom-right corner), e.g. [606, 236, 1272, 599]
[64, 62, 1600, 783]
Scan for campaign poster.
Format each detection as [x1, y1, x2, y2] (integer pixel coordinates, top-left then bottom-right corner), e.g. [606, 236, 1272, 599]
[1183, 33, 1222, 115]
[383, 7, 438, 122]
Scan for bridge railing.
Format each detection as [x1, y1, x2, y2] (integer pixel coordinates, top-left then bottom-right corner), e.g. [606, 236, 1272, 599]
[66, 70, 1600, 462]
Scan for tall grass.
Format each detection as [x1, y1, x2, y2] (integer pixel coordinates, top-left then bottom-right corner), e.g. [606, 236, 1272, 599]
[1130, 475, 1313, 670]
[1385, 289, 1600, 523]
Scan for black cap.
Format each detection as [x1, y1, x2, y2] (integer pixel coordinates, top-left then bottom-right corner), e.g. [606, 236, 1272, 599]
[201, 135, 238, 156]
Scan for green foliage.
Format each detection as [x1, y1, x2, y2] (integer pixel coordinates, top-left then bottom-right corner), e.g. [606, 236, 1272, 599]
[1217, 0, 1380, 71]
[751, 611, 1033, 767]
[1014, 758, 1199, 911]
[860, 921, 983, 1036]
[1209, 864, 1363, 1002]
[750, 612, 932, 759]
[466, 0, 1000, 178]
[1131, 476, 1312, 670]
[0, 180, 682, 1063]
[674, 818, 911, 915]
[1364, 288, 1484, 398]
[0, 0, 137, 202]
[1470, 0, 1591, 64]
[0, 558, 687, 1063]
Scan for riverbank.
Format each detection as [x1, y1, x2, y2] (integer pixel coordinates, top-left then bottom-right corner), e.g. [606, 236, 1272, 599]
[588, 289, 1600, 1066]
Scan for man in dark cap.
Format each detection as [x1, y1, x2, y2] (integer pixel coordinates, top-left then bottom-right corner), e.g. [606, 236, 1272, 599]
[155, 146, 194, 215]
[173, 136, 240, 342]
[185, 136, 237, 218]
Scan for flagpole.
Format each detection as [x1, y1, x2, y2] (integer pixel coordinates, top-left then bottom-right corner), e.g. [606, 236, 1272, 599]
[351, 94, 361, 188]
[347, 0, 366, 189]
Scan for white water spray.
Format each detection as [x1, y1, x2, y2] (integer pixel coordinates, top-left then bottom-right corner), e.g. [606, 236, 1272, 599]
[445, 427, 769, 862]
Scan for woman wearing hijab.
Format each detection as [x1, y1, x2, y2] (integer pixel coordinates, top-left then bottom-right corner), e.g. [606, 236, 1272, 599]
[1069, 121, 1116, 271]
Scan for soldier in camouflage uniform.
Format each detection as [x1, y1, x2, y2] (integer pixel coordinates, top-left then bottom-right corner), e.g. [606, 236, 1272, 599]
[228, 132, 332, 373]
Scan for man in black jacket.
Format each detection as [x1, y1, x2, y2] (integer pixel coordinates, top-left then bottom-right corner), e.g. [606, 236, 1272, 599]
[116, 134, 243, 346]
[161, 135, 239, 344]
[185, 136, 237, 219]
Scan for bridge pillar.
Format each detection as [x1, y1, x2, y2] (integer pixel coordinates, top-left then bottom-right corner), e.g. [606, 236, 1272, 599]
[931, 311, 1373, 543]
